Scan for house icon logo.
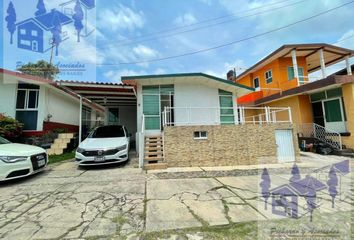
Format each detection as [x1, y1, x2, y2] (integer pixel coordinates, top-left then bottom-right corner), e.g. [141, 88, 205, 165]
[4, 0, 95, 56]
[259, 160, 350, 222]
[16, 9, 72, 54]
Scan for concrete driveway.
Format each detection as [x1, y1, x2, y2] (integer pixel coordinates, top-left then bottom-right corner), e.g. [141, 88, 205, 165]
[0, 153, 351, 239]
[0, 161, 146, 239]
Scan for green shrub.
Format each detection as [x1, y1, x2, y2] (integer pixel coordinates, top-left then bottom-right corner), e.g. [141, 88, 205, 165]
[0, 113, 23, 140]
[52, 128, 68, 134]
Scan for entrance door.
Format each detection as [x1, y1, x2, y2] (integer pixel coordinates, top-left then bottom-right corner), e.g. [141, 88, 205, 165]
[160, 94, 174, 127]
[275, 130, 295, 163]
[312, 102, 325, 127]
[108, 108, 119, 125]
[323, 98, 347, 132]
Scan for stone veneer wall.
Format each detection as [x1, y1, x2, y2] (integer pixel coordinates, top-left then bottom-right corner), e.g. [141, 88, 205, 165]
[163, 123, 299, 167]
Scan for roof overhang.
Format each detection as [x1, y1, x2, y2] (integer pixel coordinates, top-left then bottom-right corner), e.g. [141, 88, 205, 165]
[254, 75, 354, 105]
[57, 81, 137, 107]
[122, 73, 254, 97]
[0, 68, 105, 112]
[236, 43, 354, 80]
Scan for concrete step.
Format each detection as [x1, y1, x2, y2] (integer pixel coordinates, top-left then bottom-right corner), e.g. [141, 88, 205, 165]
[145, 150, 164, 155]
[145, 142, 163, 147]
[145, 146, 163, 151]
[47, 148, 63, 155]
[54, 138, 71, 144]
[58, 133, 74, 139]
[144, 163, 167, 170]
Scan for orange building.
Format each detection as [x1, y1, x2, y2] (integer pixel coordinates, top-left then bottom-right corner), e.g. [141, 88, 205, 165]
[233, 43, 354, 150]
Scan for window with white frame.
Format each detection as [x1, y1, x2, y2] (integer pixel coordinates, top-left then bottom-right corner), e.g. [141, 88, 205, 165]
[15, 84, 40, 131]
[16, 85, 39, 110]
[20, 29, 26, 35]
[194, 131, 208, 140]
[31, 30, 38, 37]
[265, 70, 273, 84]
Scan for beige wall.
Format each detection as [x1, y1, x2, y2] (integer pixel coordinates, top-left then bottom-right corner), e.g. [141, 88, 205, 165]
[262, 95, 313, 124]
[163, 124, 299, 167]
[342, 83, 354, 149]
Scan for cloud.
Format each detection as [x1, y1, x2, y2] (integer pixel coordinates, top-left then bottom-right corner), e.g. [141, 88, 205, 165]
[104, 69, 146, 83]
[204, 59, 247, 78]
[174, 13, 197, 26]
[132, 45, 159, 59]
[336, 29, 354, 48]
[98, 4, 144, 31]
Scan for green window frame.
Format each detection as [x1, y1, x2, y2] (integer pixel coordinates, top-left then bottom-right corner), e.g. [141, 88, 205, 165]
[142, 85, 174, 130]
[287, 66, 304, 83]
[219, 89, 234, 125]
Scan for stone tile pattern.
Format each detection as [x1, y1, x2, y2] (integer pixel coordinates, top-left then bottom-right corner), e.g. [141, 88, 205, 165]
[164, 123, 299, 167]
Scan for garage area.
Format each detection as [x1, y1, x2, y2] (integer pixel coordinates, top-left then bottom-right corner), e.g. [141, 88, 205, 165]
[58, 81, 137, 149]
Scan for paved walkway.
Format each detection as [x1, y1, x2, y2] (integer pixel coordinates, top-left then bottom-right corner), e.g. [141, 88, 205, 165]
[0, 153, 351, 239]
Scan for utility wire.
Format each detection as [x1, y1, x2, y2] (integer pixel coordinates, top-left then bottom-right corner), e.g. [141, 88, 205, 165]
[116, 0, 309, 47]
[118, 0, 299, 43]
[118, 1, 354, 65]
[70, 0, 309, 55]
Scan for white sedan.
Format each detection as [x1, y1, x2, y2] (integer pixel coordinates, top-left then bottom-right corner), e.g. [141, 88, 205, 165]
[75, 125, 130, 166]
[0, 136, 48, 181]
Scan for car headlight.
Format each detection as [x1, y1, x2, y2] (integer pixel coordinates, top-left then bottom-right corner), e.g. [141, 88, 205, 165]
[76, 148, 85, 153]
[117, 144, 127, 151]
[0, 156, 28, 163]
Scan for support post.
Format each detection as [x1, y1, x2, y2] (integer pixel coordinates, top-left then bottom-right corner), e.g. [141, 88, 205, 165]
[319, 48, 327, 78]
[79, 95, 82, 143]
[288, 107, 292, 124]
[291, 49, 300, 86]
[265, 107, 269, 124]
[345, 56, 352, 75]
[233, 94, 239, 125]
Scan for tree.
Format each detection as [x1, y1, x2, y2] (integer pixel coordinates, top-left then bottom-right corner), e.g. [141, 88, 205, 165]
[260, 168, 271, 210]
[51, 11, 62, 56]
[5, 1, 16, 44]
[305, 181, 317, 222]
[327, 166, 338, 208]
[290, 163, 301, 183]
[73, 0, 84, 42]
[35, 0, 47, 16]
[17, 60, 59, 80]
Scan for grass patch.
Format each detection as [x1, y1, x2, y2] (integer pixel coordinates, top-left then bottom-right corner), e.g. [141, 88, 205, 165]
[48, 151, 75, 165]
[141, 222, 258, 240]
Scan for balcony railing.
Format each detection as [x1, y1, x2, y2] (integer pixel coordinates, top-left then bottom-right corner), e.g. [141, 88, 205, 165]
[162, 106, 292, 126]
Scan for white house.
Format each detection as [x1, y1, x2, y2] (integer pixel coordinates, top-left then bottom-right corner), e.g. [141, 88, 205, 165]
[121, 73, 297, 169]
[0, 68, 103, 136]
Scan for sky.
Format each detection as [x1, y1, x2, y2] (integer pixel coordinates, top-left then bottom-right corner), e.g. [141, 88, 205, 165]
[1, 0, 354, 83]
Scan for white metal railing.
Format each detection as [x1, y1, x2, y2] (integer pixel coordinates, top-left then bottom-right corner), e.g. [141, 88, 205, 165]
[298, 123, 342, 150]
[162, 106, 292, 126]
[138, 114, 145, 168]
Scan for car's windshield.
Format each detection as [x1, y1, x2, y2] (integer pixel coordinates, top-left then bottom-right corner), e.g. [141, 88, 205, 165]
[89, 126, 126, 138]
[0, 136, 11, 144]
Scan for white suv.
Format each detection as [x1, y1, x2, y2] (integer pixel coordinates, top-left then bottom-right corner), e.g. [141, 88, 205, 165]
[75, 125, 130, 166]
[0, 136, 48, 181]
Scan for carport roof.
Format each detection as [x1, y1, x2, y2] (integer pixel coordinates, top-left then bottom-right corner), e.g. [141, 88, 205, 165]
[57, 80, 137, 107]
